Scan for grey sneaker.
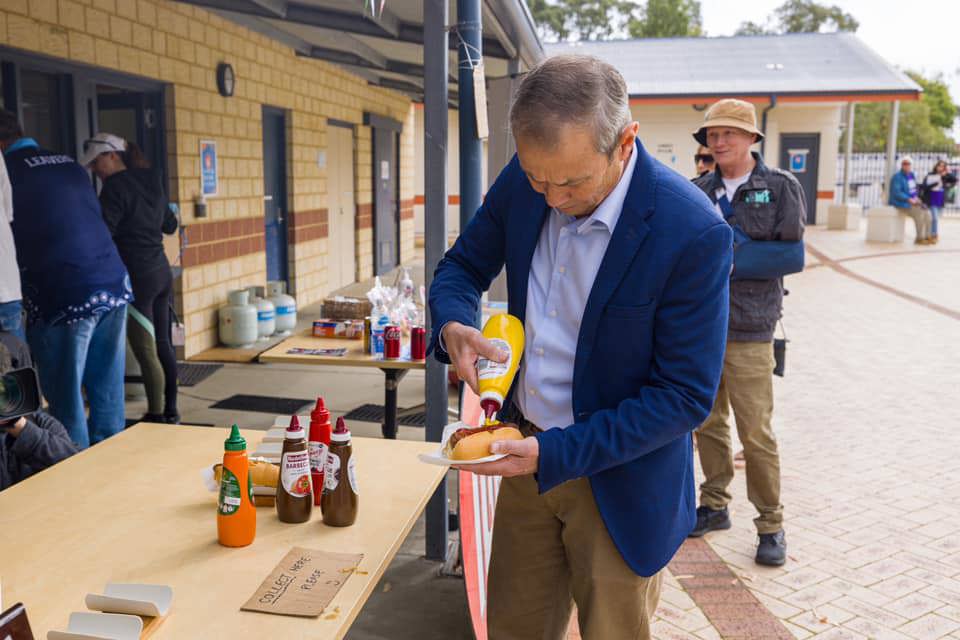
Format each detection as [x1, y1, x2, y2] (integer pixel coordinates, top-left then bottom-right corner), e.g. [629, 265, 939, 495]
[688, 506, 732, 537]
[756, 530, 787, 566]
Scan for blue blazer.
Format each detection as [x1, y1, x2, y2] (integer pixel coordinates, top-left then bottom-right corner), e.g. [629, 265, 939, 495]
[428, 141, 733, 576]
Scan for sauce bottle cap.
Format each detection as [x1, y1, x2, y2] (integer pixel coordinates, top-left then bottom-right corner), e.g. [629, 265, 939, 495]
[480, 398, 501, 422]
[312, 397, 329, 420]
[224, 424, 246, 451]
[285, 415, 305, 439]
[331, 416, 351, 443]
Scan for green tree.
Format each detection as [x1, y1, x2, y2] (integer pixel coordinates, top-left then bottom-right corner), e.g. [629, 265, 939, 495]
[906, 71, 959, 130]
[527, 0, 640, 42]
[735, 0, 858, 35]
[528, 0, 702, 41]
[628, 0, 703, 38]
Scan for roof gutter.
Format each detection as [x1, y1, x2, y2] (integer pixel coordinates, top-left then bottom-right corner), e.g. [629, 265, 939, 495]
[484, 0, 545, 69]
[760, 94, 776, 155]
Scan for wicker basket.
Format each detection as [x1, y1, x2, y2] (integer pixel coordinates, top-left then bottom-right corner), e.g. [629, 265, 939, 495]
[320, 296, 372, 321]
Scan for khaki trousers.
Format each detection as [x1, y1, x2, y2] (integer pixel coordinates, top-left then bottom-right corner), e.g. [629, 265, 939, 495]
[697, 340, 784, 534]
[898, 206, 932, 241]
[487, 474, 662, 640]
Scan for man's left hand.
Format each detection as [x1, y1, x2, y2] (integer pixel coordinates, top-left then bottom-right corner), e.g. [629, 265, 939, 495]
[454, 436, 539, 477]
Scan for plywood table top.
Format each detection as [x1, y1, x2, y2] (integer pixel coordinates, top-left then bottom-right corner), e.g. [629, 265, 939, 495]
[258, 333, 426, 370]
[0, 423, 445, 639]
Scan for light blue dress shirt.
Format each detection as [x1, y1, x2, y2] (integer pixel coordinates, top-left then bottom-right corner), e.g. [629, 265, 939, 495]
[516, 145, 637, 430]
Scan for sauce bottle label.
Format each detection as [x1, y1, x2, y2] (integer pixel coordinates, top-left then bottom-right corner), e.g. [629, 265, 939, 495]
[218, 467, 241, 515]
[348, 456, 359, 495]
[309, 441, 328, 474]
[324, 452, 341, 492]
[280, 450, 312, 497]
[477, 339, 511, 380]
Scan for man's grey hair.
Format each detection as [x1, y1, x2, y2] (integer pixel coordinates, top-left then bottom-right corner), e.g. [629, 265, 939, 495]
[509, 54, 632, 157]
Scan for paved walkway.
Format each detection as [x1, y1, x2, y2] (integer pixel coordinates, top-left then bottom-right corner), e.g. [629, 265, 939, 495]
[649, 220, 960, 639]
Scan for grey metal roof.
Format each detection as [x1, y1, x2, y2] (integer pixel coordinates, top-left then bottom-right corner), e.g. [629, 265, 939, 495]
[547, 33, 920, 98]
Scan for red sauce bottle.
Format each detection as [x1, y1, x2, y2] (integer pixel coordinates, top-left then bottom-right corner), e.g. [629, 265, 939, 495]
[308, 397, 332, 507]
[321, 417, 358, 527]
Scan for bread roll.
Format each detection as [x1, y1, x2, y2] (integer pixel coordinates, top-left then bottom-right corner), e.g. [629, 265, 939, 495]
[445, 425, 523, 461]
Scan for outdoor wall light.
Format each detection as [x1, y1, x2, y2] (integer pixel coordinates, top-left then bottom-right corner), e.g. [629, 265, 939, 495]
[217, 62, 236, 97]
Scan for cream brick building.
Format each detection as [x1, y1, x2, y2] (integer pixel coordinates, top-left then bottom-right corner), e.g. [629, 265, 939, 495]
[0, 0, 416, 357]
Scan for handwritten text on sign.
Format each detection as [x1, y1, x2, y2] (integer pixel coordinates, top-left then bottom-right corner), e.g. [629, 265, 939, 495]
[241, 547, 364, 617]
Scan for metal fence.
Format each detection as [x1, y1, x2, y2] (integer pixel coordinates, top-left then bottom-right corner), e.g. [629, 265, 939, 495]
[835, 151, 960, 215]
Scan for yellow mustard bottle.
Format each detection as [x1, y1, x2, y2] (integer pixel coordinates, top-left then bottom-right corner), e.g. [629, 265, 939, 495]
[477, 314, 525, 425]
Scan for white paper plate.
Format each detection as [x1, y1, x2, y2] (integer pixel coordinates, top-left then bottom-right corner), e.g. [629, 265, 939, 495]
[417, 422, 508, 466]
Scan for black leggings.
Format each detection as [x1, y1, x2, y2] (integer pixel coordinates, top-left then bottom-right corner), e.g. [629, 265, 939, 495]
[128, 265, 178, 417]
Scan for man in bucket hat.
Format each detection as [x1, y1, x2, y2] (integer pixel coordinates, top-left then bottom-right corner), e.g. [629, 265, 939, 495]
[690, 99, 805, 567]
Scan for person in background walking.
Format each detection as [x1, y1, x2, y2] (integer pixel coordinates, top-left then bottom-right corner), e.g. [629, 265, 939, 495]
[0, 110, 132, 449]
[922, 160, 957, 244]
[694, 144, 715, 178]
[889, 156, 933, 245]
[81, 133, 180, 424]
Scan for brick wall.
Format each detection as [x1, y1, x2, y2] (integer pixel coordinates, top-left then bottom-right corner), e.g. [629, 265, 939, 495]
[0, 0, 415, 356]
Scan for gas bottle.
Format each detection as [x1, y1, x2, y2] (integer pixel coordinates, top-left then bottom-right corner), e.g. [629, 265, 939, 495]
[219, 289, 258, 348]
[248, 286, 276, 338]
[267, 280, 297, 335]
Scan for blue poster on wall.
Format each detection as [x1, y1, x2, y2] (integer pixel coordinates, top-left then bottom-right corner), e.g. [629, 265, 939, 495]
[788, 148, 809, 173]
[200, 140, 218, 196]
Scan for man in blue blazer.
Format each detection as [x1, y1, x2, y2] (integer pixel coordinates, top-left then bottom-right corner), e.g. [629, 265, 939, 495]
[429, 55, 732, 639]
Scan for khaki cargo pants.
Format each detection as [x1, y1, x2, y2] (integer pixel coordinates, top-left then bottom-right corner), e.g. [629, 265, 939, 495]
[697, 340, 784, 534]
[487, 473, 662, 640]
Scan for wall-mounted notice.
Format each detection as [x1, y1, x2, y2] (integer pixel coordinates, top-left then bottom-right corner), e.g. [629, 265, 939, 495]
[200, 140, 218, 196]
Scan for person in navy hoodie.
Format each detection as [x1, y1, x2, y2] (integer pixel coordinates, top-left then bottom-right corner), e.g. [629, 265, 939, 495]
[429, 55, 731, 639]
[0, 110, 132, 448]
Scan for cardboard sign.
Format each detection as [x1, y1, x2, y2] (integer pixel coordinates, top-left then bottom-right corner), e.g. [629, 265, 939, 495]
[241, 547, 363, 618]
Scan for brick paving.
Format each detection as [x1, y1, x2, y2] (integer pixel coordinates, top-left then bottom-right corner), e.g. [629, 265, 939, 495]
[659, 221, 960, 639]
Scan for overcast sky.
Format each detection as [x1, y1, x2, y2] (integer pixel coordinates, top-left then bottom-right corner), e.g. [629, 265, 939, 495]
[699, 0, 960, 133]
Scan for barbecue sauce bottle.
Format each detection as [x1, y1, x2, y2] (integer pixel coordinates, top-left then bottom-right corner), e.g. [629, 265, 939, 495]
[276, 415, 313, 523]
[321, 417, 358, 527]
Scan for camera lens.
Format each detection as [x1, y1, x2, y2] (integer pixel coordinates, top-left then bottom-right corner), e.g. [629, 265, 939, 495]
[0, 373, 25, 418]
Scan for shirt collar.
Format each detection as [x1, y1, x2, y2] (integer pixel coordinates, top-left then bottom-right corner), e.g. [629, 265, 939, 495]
[4, 138, 39, 155]
[562, 141, 637, 235]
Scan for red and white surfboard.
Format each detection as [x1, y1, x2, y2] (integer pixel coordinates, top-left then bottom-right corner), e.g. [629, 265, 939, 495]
[458, 387, 499, 640]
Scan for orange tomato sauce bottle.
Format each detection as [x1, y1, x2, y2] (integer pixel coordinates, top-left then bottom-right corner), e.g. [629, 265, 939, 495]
[217, 424, 257, 547]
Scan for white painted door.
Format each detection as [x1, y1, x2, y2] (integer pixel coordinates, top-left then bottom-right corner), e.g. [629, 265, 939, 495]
[328, 125, 356, 291]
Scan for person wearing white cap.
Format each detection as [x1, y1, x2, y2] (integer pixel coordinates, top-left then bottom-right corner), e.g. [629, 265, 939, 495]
[889, 156, 932, 244]
[83, 132, 180, 424]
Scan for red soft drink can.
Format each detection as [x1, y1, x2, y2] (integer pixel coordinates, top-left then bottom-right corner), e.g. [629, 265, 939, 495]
[411, 326, 426, 360]
[384, 325, 401, 360]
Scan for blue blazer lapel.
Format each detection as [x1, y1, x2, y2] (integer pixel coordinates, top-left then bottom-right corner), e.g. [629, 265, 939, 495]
[573, 142, 657, 391]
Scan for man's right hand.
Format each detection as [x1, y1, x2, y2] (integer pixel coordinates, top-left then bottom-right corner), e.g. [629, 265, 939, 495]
[441, 321, 508, 395]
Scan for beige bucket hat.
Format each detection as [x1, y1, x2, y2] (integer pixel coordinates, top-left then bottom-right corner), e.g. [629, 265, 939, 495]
[693, 99, 764, 146]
